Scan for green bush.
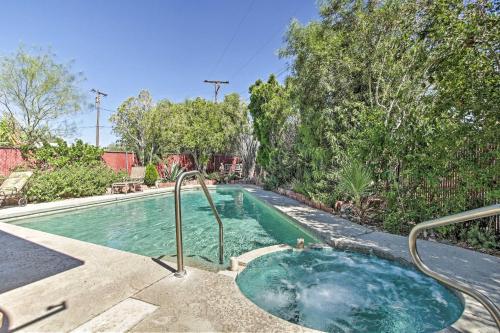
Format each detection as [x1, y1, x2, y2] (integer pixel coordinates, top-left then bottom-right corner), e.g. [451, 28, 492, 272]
[460, 225, 498, 250]
[205, 172, 222, 182]
[338, 161, 372, 205]
[23, 138, 103, 170]
[144, 163, 159, 186]
[27, 162, 123, 202]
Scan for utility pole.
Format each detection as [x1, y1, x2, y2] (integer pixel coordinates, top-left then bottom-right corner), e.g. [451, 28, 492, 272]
[203, 80, 229, 103]
[91, 89, 108, 147]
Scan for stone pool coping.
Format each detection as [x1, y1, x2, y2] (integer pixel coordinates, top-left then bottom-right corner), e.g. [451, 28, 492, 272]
[0, 184, 498, 332]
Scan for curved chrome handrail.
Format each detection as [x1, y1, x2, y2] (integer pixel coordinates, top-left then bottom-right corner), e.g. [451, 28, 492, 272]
[173, 170, 224, 277]
[408, 204, 500, 329]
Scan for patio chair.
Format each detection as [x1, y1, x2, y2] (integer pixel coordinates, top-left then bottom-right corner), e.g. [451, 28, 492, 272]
[130, 166, 145, 182]
[111, 166, 146, 194]
[0, 171, 33, 207]
[234, 163, 243, 178]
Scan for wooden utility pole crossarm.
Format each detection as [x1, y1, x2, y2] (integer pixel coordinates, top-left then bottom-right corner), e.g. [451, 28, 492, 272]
[203, 80, 229, 103]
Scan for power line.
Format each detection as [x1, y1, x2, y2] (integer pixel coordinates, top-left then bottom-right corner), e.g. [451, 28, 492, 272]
[76, 125, 113, 129]
[235, 64, 290, 97]
[207, 0, 256, 78]
[229, 3, 303, 80]
[203, 80, 229, 103]
[276, 65, 290, 78]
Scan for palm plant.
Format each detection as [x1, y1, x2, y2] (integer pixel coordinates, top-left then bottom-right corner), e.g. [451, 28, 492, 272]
[338, 160, 374, 222]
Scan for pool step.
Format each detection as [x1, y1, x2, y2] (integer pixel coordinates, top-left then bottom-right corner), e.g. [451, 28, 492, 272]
[71, 298, 157, 333]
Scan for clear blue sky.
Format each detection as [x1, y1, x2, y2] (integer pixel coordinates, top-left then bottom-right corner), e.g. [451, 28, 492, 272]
[0, 0, 319, 146]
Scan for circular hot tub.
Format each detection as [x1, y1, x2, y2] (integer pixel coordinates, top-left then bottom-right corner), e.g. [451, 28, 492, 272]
[236, 248, 463, 333]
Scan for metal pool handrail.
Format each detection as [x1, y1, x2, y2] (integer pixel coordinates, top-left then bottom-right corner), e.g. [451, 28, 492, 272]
[173, 170, 224, 277]
[408, 204, 500, 329]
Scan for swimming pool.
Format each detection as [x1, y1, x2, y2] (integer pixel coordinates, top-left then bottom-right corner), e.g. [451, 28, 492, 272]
[237, 248, 464, 333]
[9, 187, 317, 270]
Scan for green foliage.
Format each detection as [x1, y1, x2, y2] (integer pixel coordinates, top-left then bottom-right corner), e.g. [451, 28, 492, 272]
[23, 138, 121, 202]
[460, 225, 498, 250]
[27, 162, 122, 202]
[0, 117, 18, 146]
[249, 0, 499, 250]
[163, 162, 184, 182]
[338, 161, 372, 205]
[0, 46, 83, 144]
[110, 90, 153, 165]
[111, 92, 248, 171]
[26, 139, 103, 170]
[205, 172, 222, 182]
[249, 75, 298, 187]
[144, 163, 159, 186]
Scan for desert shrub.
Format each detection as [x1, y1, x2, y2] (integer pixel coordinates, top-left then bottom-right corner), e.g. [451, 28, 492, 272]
[144, 163, 159, 186]
[460, 224, 498, 250]
[24, 138, 103, 170]
[205, 172, 222, 182]
[27, 162, 123, 202]
[163, 163, 184, 182]
[338, 161, 372, 205]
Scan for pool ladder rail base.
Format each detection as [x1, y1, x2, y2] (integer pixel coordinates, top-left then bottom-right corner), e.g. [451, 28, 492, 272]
[408, 204, 500, 329]
[173, 170, 224, 278]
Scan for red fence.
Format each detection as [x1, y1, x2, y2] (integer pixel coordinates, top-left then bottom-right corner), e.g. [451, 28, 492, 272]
[102, 151, 137, 175]
[0, 148, 238, 178]
[0, 147, 25, 176]
[164, 154, 195, 171]
[0, 148, 137, 176]
[164, 153, 241, 173]
[208, 154, 241, 173]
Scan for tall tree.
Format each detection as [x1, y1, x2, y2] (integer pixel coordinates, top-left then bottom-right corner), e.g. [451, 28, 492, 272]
[0, 46, 83, 145]
[111, 92, 248, 170]
[248, 75, 298, 186]
[110, 90, 155, 165]
[164, 94, 247, 171]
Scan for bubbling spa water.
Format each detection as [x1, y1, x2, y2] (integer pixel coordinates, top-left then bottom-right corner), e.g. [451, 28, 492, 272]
[237, 248, 463, 333]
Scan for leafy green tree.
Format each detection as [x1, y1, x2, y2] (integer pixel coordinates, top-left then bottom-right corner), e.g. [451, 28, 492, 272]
[0, 46, 83, 145]
[110, 90, 155, 165]
[248, 75, 298, 186]
[112, 92, 248, 171]
[176, 95, 246, 171]
[250, 0, 499, 248]
[0, 116, 18, 146]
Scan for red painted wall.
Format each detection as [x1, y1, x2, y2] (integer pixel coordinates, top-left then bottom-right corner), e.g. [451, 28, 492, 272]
[209, 154, 241, 173]
[102, 151, 137, 175]
[0, 148, 236, 177]
[164, 153, 240, 173]
[0, 147, 25, 176]
[0, 148, 137, 176]
[164, 154, 196, 171]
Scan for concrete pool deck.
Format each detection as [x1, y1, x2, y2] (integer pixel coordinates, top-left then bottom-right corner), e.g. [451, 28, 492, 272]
[0, 185, 498, 332]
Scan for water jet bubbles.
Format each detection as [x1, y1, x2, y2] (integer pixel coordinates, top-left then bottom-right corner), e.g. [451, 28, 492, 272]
[237, 249, 464, 333]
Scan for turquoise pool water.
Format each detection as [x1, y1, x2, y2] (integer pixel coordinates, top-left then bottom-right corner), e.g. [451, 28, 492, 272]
[12, 188, 317, 269]
[237, 249, 464, 333]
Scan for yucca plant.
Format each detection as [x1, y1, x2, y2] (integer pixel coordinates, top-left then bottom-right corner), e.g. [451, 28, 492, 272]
[338, 160, 374, 222]
[164, 162, 184, 182]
